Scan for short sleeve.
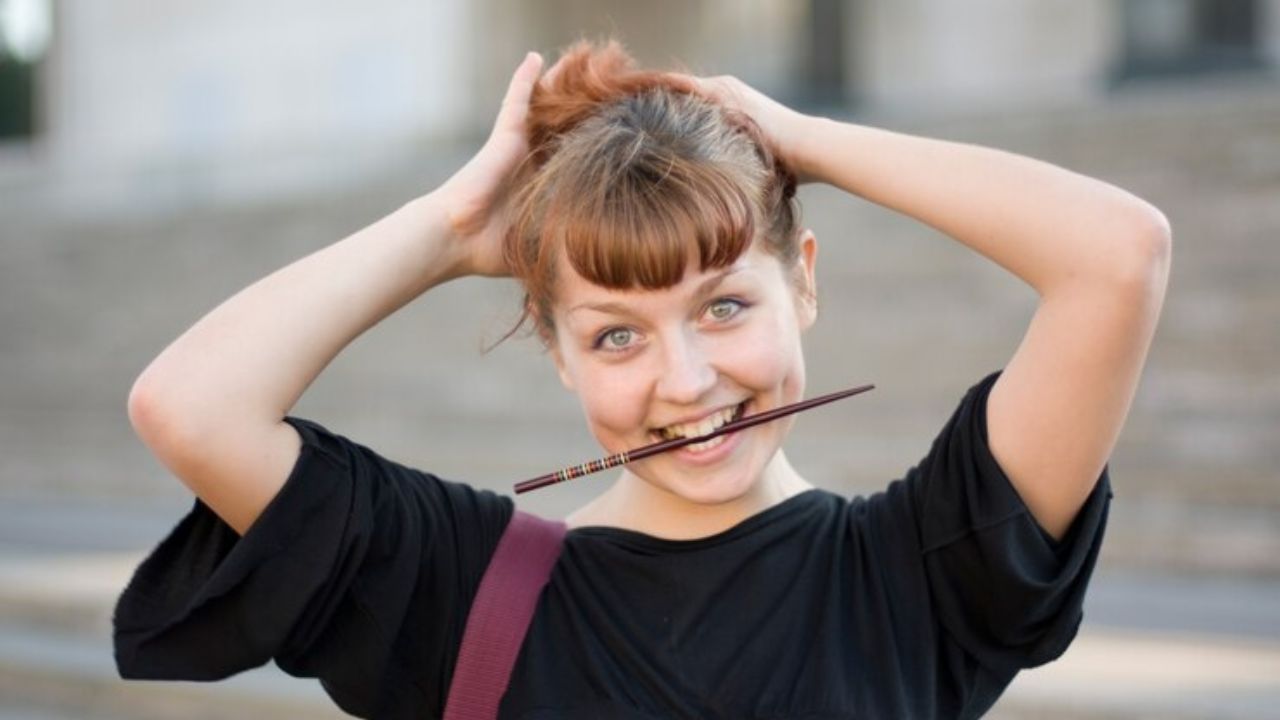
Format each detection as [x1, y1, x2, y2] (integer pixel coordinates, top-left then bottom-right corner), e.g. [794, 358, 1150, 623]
[112, 416, 514, 717]
[906, 369, 1113, 677]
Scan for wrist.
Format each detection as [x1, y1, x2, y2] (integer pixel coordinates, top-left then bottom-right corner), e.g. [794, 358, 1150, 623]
[787, 115, 834, 185]
[401, 192, 470, 286]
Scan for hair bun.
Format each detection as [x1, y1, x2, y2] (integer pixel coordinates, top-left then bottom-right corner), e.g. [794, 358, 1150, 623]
[527, 39, 695, 161]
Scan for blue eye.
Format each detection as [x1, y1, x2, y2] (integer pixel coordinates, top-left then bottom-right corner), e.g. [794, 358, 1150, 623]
[594, 327, 635, 351]
[707, 297, 746, 321]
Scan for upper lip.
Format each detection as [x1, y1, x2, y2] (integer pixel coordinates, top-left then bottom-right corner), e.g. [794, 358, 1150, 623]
[651, 401, 744, 430]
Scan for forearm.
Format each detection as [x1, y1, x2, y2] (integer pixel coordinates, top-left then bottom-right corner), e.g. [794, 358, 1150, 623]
[796, 117, 1170, 294]
[130, 192, 462, 434]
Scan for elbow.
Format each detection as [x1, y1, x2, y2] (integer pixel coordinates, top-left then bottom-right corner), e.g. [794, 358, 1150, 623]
[1135, 201, 1173, 267]
[127, 377, 153, 436]
[1108, 201, 1172, 291]
[127, 376, 190, 458]
[126, 378, 168, 452]
[127, 380, 212, 493]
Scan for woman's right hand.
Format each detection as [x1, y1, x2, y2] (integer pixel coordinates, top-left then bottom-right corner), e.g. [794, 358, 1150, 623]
[434, 51, 545, 278]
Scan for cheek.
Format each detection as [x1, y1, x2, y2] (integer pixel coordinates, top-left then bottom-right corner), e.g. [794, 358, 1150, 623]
[723, 311, 806, 393]
[574, 364, 652, 446]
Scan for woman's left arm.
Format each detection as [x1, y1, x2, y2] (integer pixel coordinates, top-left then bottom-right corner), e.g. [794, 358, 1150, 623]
[801, 119, 1171, 541]
[692, 76, 1171, 541]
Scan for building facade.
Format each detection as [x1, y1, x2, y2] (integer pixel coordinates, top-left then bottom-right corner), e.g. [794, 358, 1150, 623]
[2, 0, 1276, 212]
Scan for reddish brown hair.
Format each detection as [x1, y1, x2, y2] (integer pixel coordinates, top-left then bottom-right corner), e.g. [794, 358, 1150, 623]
[503, 39, 800, 342]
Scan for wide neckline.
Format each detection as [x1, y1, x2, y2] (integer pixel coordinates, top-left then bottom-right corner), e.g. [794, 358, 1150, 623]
[564, 488, 830, 550]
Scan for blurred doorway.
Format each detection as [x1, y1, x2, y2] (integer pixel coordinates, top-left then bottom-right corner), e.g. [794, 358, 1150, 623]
[1114, 0, 1268, 82]
[0, 0, 51, 141]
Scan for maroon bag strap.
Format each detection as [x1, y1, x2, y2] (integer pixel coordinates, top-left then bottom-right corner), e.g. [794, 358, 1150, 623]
[442, 510, 566, 720]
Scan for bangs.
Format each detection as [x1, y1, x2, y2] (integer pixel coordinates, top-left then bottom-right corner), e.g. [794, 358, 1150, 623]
[501, 74, 798, 344]
[546, 160, 759, 290]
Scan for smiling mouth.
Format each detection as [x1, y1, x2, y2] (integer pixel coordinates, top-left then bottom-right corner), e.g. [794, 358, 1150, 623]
[651, 401, 748, 444]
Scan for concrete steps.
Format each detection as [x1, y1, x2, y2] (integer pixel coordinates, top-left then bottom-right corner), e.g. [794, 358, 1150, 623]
[4, 81, 1277, 525]
[0, 622, 347, 720]
[0, 547, 348, 719]
[3, 77, 1279, 717]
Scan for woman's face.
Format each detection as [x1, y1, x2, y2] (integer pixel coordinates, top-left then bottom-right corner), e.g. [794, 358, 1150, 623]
[550, 234, 818, 505]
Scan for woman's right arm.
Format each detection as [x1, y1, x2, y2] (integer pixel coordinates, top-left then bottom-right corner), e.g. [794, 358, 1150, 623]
[128, 52, 546, 536]
[127, 195, 460, 536]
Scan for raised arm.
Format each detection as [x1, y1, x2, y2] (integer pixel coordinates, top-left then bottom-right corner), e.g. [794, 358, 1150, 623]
[128, 53, 546, 535]
[692, 75, 1171, 541]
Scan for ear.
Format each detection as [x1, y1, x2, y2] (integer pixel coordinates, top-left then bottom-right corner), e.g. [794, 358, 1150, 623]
[794, 229, 819, 331]
[549, 342, 576, 391]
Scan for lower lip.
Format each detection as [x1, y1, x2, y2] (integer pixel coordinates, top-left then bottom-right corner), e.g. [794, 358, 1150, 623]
[667, 421, 747, 466]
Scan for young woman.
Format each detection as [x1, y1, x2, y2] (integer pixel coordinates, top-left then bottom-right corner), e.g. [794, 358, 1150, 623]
[114, 40, 1170, 718]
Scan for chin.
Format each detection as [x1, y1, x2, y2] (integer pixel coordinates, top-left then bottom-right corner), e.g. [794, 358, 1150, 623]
[643, 436, 778, 506]
[663, 476, 756, 506]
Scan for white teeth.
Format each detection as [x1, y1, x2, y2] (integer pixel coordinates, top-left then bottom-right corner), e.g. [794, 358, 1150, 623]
[686, 435, 728, 453]
[657, 404, 740, 440]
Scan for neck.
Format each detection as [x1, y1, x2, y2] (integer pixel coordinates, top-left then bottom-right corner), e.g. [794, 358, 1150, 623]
[568, 450, 813, 540]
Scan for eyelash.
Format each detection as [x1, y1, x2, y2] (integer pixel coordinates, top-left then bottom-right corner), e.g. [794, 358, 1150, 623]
[590, 297, 751, 353]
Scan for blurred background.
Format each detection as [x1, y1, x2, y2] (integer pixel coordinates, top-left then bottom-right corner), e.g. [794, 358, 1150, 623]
[1, 0, 1278, 717]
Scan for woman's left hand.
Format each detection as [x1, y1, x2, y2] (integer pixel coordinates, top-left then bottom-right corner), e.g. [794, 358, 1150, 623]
[683, 74, 821, 184]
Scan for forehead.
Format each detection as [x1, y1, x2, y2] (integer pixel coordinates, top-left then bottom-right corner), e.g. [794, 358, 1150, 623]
[555, 241, 774, 313]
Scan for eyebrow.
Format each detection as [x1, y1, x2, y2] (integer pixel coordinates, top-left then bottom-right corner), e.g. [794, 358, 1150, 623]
[568, 266, 746, 316]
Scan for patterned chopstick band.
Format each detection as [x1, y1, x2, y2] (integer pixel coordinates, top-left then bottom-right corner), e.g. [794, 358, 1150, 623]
[556, 450, 631, 484]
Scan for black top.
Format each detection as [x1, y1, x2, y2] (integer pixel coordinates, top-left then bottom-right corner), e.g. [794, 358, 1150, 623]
[113, 369, 1113, 719]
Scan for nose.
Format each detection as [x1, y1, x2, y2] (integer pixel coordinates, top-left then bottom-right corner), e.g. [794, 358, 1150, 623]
[654, 330, 717, 406]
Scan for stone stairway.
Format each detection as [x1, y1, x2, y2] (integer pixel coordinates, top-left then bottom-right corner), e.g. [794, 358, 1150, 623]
[2, 75, 1278, 716]
[0, 497, 348, 719]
